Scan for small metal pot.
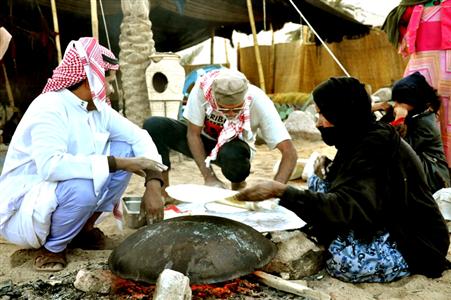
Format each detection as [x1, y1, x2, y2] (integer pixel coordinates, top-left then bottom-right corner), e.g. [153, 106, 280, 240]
[122, 196, 147, 229]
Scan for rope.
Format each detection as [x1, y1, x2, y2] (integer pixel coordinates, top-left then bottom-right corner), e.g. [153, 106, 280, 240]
[99, 0, 124, 112]
[288, 0, 351, 77]
[99, 0, 111, 50]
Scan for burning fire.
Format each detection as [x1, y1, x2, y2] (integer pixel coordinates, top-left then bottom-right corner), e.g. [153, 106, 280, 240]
[191, 278, 257, 299]
[110, 274, 257, 299]
[111, 275, 155, 300]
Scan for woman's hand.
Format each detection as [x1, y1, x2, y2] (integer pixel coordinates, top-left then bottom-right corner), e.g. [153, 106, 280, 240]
[393, 102, 411, 120]
[391, 103, 411, 138]
[314, 155, 332, 180]
[371, 101, 392, 112]
[235, 180, 287, 202]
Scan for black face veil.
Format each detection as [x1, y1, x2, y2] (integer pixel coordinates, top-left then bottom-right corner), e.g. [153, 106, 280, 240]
[312, 77, 374, 147]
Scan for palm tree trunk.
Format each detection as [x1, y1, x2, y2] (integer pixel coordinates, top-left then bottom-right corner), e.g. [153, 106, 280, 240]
[119, 0, 155, 126]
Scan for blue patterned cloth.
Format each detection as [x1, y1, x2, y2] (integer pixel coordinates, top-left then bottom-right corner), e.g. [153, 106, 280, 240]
[308, 174, 410, 282]
[326, 231, 410, 282]
[307, 174, 330, 193]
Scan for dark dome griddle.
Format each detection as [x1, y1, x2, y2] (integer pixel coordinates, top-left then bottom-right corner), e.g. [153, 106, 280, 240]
[108, 215, 277, 284]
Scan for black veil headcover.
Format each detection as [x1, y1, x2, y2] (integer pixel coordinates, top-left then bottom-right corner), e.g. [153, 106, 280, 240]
[312, 77, 373, 130]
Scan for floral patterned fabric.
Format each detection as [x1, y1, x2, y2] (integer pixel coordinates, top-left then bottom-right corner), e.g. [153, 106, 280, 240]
[326, 232, 410, 283]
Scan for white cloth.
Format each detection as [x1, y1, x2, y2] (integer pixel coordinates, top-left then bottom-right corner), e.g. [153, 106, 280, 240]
[433, 188, 451, 221]
[0, 89, 161, 247]
[0, 27, 12, 60]
[183, 81, 291, 156]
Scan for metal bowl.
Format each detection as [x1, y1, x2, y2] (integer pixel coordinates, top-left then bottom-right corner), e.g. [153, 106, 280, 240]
[122, 196, 147, 229]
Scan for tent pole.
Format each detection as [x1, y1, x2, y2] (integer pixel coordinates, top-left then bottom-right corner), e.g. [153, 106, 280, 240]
[224, 38, 230, 67]
[210, 28, 215, 64]
[270, 23, 275, 94]
[246, 0, 266, 92]
[1, 64, 14, 108]
[99, 0, 122, 107]
[50, 0, 62, 63]
[91, 0, 99, 39]
[288, 0, 350, 77]
[237, 42, 241, 71]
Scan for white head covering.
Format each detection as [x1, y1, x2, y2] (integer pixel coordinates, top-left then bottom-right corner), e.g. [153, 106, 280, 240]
[42, 37, 119, 110]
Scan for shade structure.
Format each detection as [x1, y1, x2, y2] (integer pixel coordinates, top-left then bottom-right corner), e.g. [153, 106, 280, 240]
[26, 0, 370, 52]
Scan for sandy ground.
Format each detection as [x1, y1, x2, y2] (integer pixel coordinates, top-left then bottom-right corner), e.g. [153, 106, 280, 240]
[0, 138, 450, 299]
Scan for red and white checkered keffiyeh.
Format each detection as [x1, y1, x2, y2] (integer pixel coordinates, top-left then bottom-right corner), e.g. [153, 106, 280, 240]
[43, 37, 124, 227]
[199, 70, 253, 167]
[42, 37, 118, 110]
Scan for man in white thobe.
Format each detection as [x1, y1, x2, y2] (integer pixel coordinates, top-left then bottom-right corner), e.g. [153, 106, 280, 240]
[0, 37, 166, 271]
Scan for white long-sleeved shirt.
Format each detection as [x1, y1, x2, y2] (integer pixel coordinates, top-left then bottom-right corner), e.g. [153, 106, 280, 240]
[0, 89, 161, 228]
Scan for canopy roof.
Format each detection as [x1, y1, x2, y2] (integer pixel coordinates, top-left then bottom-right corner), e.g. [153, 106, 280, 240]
[27, 0, 371, 52]
[0, 0, 370, 111]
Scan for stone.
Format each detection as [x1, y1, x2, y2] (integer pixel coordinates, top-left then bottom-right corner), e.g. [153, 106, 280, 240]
[284, 111, 321, 141]
[153, 269, 191, 300]
[263, 230, 326, 279]
[73, 269, 111, 294]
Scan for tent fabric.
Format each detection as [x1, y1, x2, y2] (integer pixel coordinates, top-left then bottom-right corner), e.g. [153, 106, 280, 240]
[238, 29, 408, 94]
[30, 0, 370, 52]
[0, 0, 370, 114]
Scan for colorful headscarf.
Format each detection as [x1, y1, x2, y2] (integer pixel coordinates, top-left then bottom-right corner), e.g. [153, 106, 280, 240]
[382, 0, 430, 47]
[199, 69, 253, 167]
[42, 37, 118, 110]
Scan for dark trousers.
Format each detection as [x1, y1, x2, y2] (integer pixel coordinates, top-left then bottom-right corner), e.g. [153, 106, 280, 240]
[143, 116, 251, 183]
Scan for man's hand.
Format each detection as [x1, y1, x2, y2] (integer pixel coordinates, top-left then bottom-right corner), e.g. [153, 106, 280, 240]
[116, 157, 167, 177]
[236, 180, 287, 202]
[273, 140, 297, 183]
[204, 173, 227, 189]
[142, 180, 164, 224]
[186, 121, 224, 187]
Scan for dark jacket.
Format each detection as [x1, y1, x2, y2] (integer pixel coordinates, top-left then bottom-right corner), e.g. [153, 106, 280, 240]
[381, 109, 450, 192]
[405, 111, 450, 192]
[280, 122, 450, 278]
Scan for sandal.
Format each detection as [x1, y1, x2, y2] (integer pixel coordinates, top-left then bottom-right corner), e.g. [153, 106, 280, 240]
[34, 248, 67, 272]
[68, 227, 107, 250]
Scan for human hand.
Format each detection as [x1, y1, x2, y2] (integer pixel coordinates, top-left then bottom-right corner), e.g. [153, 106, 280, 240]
[390, 103, 409, 138]
[371, 101, 392, 112]
[142, 181, 164, 224]
[394, 123, 408, 138]
[314, 155, 332, 180]
[235, 180, 287, 202]
[393, 103, 409, 120]
[204, 174, 227, 189]
[116, 157, 167, 177]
